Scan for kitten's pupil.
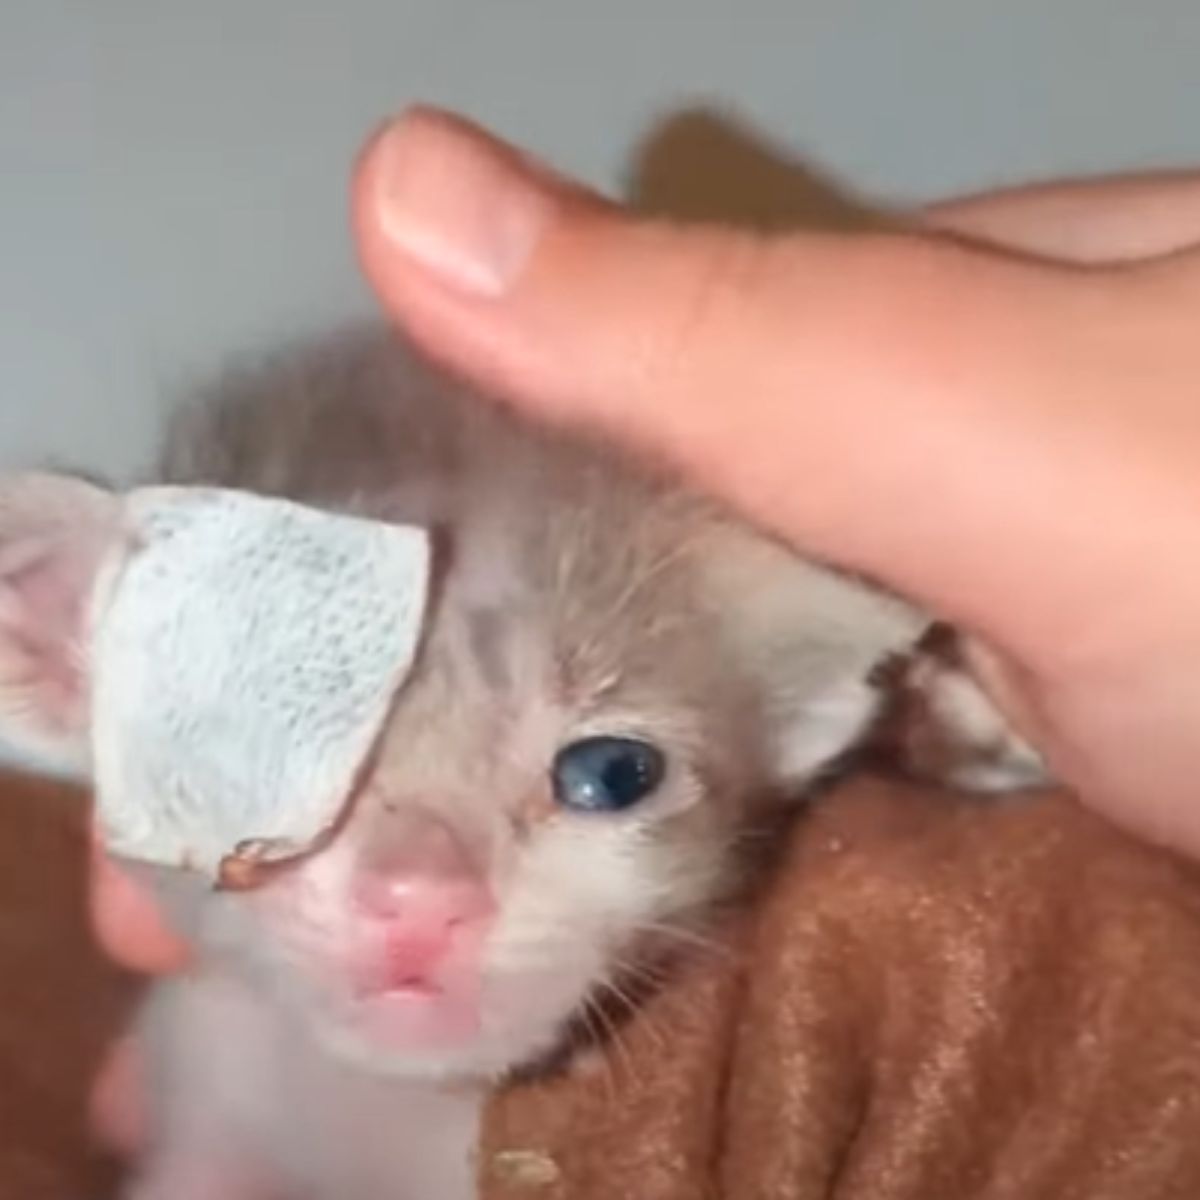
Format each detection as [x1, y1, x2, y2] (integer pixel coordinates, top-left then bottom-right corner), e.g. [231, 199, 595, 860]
[551, 736, 666, 813]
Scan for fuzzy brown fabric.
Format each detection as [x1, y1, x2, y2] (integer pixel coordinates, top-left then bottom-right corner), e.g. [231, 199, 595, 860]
[0, 769, 134, 1200]
[480, 777, 1200, 1200]
[7, 771, 1200, 1198]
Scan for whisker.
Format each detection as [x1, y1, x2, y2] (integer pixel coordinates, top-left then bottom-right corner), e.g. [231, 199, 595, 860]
[577, 996, 620, 1105]
[585, 988, 641, 1093]
[612, 959, 671, 998]
[597, 974, 666, 1057]
[634, 920, 733, 959]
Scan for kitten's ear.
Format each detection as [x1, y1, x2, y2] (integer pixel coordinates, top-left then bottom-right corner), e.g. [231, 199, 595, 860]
[699, 525, 926, 787]
[699, 524, 1050, 794]
[0, 472, 122, 767]
[877, 626, 1050, 793]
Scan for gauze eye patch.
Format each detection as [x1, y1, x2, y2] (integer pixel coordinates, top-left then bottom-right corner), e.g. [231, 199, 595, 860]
[87, 487, 430, 881]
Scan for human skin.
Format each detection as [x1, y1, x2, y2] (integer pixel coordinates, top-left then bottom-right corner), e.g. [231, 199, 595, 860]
[87, 108, 1200, 1146]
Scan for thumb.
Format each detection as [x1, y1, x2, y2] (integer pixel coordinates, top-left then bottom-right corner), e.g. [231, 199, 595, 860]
[351, 107, 1179, 669]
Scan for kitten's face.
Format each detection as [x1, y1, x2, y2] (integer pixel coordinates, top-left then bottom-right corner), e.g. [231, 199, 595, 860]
[0, 456, 921, 1081]
[205, 503, 782, 1079]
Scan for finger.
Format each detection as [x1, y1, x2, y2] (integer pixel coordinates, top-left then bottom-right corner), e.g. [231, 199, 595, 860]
[89, 1035, 145, 1156]
[351, 108, 1193, 671]
[89, 834, 190, 974]
[923, 171, 1200, 264]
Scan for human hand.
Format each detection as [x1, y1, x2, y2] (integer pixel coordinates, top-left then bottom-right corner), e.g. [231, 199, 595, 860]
[87, 840, 186, 1155]
[349, 107, 1200, 857]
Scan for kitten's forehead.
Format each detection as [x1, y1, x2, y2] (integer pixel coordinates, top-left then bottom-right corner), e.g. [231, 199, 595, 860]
[465, 604, 513, 693]
[445, 480, 719, 706]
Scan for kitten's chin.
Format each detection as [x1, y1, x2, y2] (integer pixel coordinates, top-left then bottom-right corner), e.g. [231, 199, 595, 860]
[314, 992, 491, 1079]
[304, 977, 576, 1081]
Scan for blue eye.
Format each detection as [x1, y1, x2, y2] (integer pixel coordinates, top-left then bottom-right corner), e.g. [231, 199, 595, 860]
[551, 736, 666, 813]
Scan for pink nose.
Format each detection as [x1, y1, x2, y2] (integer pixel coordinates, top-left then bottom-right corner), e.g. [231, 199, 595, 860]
[356, 872, 493, 987]
[352, 820, 493, 991]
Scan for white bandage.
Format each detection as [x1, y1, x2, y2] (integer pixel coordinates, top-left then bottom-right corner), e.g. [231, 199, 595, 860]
[88, 487, 430, 880]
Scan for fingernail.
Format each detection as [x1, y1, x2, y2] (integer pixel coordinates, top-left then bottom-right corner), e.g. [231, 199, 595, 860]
[370, 109, 554, 298]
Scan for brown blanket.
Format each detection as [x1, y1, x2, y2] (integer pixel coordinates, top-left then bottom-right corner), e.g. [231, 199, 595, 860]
[5, 772, 1200, 1199]
[481, 778, 1200, 1200]
[0, 770, 132, 1200]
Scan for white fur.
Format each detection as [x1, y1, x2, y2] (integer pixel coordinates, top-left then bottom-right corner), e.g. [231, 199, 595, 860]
[133, 972, 481, 1200]
[771, 675, 885, 782]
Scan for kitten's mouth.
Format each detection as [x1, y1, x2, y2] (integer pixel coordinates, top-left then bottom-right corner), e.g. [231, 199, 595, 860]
[355, 975, 443, 1001]
[304, 956, 599, 1078]
[380, 978, 442, 998]
[339, 963, 484, 1052]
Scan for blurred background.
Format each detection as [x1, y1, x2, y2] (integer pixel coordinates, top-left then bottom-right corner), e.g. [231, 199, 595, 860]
[3, 1, 1200, 480]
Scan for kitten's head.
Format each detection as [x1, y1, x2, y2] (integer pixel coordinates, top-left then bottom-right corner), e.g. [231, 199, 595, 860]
[0, 455, 922, 1079]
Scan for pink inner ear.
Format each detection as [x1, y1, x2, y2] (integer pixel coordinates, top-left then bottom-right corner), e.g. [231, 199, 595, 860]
[0, 542, 93, 736]
[0, 474, 121, 753]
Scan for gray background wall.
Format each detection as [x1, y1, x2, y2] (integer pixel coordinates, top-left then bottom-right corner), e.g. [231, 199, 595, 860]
[4, 1, 1200, 482]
